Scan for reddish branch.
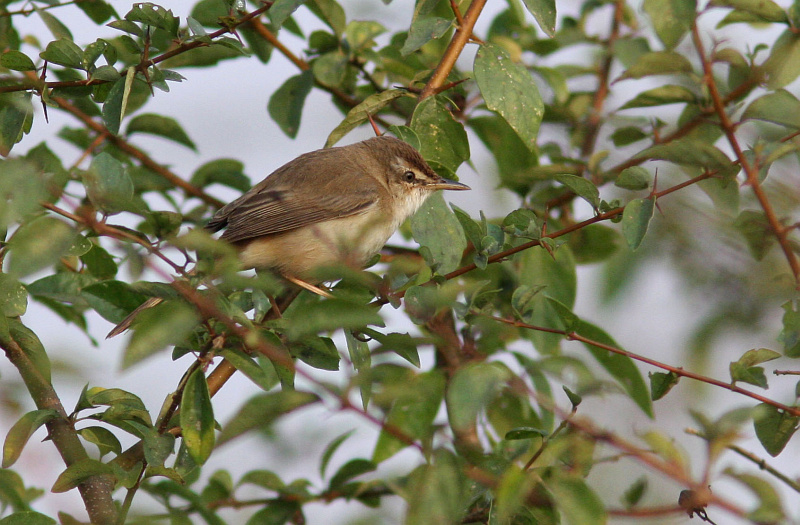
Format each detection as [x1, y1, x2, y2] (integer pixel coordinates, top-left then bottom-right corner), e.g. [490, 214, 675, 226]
[692, 23, 800, 287]
[485, 314, 800, 417]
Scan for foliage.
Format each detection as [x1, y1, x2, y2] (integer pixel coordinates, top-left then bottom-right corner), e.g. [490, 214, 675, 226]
[1, 0, 800, 523]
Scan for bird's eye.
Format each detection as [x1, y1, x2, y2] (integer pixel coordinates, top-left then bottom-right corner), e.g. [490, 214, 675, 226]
[403, 170, 416, 182]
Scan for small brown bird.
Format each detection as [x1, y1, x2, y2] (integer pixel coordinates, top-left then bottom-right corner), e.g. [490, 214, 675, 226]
[108, 135, 469, 336]
[206, 135, 469, 281]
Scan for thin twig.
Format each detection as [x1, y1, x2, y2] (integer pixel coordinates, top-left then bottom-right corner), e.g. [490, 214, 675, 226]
[484, 313, 800, 417]
[692, 23, 800, 287]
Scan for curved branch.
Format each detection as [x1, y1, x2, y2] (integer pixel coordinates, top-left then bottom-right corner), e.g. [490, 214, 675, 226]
[51, 95, 224, 208]
[418, 0, 488, 101]
[1, 333, 117, 524]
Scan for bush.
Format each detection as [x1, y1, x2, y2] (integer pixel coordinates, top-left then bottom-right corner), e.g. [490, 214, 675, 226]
[1, 0, 799, 523]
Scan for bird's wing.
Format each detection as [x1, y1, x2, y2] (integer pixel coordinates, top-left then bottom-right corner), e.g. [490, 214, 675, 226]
[211, 185, 381, 244]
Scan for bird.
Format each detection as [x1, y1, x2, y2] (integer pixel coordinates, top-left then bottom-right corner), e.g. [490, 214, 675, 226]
[107, 135, 469, 337]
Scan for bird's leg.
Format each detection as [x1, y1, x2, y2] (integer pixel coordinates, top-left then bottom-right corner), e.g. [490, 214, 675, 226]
[285, 275, 333, 299]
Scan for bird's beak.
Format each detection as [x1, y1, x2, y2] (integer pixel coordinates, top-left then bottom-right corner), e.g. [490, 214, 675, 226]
[431, 178, 470, 191]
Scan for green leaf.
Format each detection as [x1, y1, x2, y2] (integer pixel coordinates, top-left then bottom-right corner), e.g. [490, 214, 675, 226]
[125, 3, 179, 36]
[622, 197, 655, 250]
[1, 51, 36, 71]
[0, 469, 36, 513]
[615, 167, 651, 190]
[405, 449, 466, 525]
[268, 0, 306, 29]
[729, 362, 768, 388]
[410, 193, 466, 274]
[0, 92, 34, 157]
[372, 371, 444, 463]
[0, 511, 56, 525]
[308, 0, 346, 36]
[710, 0, 787, 22]
[553, 174, 600, 209]
[563, 385, 582, 408]
[191, 158, 250, 192]
[447, 362, 511, 432]
[735, 348, 781, 367]
[568, 224, 622, 264]
[763, 30, 800, 89]
[611, 126, 648, 147]
[2, 410, 59, 468]
[779, 301, 800, 357]
[80, 244, 118, 279]
[549, 299, 654, 417]
[622, 476, 648, 508]
[643, 0, 696, 49]
[364, 329, 420, 367]
[83, 152, 134, 214]
[345, 20, 385, 51]
[742, 89, 800, 129]
[401, 17, 452, 56]
[474, 43, 543, 152]
[518, 245, 577, 354]
[217, 391, 319, 446]
[505, 427, 548, 440]
[77, 426, 122, 457]
[106, 20, 144, 37]
[126, 114, 196, 150]
[81, 280, 147, 323]
[289, 336, 340, 371]
[544, 474, 606, 525]
[268, 71, 314, 139]
[470, 115, 539, 195]
[286, 299, 384, 339]
[240, 469, 285, 491]
[494, 465, 539, 523]
[312, 50, 348, 88]
[0, 159, 48, 227]
[617, 51, 693, 80]
[123, 300, 200, 369]
[2, 320, 50, 383]
[37, 9, 73, 40]
[39, 38, 83, 68]
[619, 85, 696, 109]
[52, 459, 113, 493]
[101, 76, 127, 135]
[181, 369, 215, 465]
[649, 371, 680, 400]
[522, 0, 556, 37]
[753, 403, 799, 457]
[219, 348, 278, 391]
[325, 89, 407, 147]
[724, 469, 786, 523]
[7, 217, 78, 278]
[410, 97, 470, 173]
[328, 458, 376, 490]
[320, 430, 354, 477]
[733, 210, 773, 260]
[0, 274, 27, 317]
[76, 0, 117, 24]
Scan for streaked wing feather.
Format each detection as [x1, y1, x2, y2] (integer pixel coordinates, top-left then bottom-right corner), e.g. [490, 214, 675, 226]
[219, 187, 379, 243]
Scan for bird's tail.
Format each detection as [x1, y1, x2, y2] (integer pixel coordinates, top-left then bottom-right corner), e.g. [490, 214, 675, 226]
[106, 297, 164, 338]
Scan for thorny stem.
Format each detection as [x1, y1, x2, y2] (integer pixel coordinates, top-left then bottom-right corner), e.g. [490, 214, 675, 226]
[485, 314, 800, 417]
[692, 23, 800, 287]
[580, 0, 625, 157]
